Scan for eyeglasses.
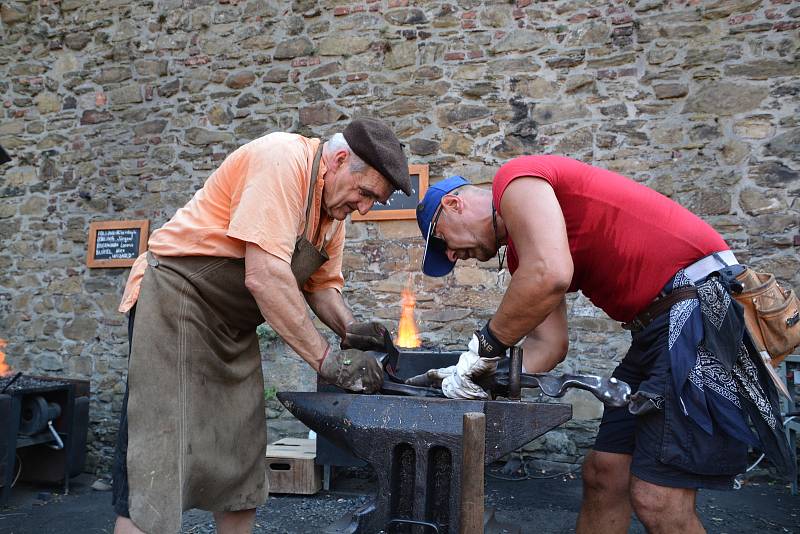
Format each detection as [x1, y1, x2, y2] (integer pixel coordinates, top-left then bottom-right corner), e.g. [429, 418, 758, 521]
[422, 204, 446, 269]
[422, 188, 467, 269]
[431, 203, 449, 244]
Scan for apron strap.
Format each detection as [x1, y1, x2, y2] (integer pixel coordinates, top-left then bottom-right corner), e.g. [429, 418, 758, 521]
[300, 142, 325, 243]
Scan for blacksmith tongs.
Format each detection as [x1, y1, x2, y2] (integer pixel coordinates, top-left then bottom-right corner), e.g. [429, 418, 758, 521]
[375, 334, 631, 407]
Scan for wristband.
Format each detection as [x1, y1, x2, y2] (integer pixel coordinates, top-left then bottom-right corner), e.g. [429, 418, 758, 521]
[475, 321, 508, 359]
[318, 344, 332, 372]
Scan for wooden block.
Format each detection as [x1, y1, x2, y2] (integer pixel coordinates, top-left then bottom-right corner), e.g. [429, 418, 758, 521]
[265, 438, 322, 495]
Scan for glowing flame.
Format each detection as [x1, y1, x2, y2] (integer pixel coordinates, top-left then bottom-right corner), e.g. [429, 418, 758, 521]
[0, 339, 10, 377]
[395, 279, 421, 348]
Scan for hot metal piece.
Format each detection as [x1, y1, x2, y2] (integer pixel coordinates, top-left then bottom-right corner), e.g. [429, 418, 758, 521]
[278, 392, 571, 533]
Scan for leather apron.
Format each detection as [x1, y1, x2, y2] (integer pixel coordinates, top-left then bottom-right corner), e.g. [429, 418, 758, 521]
[126, 144, 327, 533]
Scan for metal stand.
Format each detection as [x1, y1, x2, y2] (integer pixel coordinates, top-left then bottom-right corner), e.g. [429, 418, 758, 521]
[323, 464, 332, 491]
[0, 383, 74, 505]
[777, 355, 800, 495]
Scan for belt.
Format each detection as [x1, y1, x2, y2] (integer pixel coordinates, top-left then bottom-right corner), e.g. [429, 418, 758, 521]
[684, 250, 738, 282]
[622, 251, 738, 332]
[622, 286, 698, 332]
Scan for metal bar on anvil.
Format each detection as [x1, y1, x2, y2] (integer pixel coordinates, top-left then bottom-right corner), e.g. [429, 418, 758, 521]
[278, 392, 572, 534]
[375, 337, 631, 408]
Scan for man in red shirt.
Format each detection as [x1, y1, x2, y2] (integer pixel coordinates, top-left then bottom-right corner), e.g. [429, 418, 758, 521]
[414, 156, 791, 533]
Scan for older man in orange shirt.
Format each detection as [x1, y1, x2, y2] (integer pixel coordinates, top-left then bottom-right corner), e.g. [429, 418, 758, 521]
[112, 118, 409, 534]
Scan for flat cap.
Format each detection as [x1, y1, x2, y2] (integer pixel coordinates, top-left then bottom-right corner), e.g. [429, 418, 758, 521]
[343, 118, 411, 196]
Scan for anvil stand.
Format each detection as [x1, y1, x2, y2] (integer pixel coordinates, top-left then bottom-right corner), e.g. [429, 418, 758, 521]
[278, 347, 572, 534]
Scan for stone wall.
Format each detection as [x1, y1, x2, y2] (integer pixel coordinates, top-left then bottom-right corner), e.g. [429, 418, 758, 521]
[1, 0, 798, 474]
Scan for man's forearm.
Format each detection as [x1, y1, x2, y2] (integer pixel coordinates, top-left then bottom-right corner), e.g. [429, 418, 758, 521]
[245, 246, 328, 371]
[521, 334, 566, 373]
[519, 298, 569, 373]
[490, 267, 569, 347]
[253, 281, 329, 370]
[304, 288, 354, 339]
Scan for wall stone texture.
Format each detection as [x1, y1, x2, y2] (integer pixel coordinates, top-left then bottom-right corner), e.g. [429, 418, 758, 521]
[1, 0, 798, 475]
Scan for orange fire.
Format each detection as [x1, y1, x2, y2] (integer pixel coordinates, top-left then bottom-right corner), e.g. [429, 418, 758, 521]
[395, 279, 421, 348]
[0, 339, 10, 377]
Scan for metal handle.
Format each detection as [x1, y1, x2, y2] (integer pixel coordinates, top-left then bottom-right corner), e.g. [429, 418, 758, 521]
[522, 373, 631, 408]
[47, 420, 65, 450]
[385, 518, 440, 533]
[508, 346, 522, 400]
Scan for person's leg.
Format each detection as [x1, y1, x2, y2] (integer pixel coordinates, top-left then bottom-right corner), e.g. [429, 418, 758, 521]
[113, 307, 139, 532]
[576, 450, 633, 534]
[214, 509, 257, 534]
[114, 517, 146, 534]
[630, 476, 705, 534]
[577, 338, 646, 534]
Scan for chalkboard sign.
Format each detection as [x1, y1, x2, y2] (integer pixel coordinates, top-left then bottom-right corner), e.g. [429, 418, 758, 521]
[352, 164, 429, 221]
[87, 220, 149, 268]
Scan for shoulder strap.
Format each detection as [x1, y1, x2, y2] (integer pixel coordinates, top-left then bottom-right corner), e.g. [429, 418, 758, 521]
[300, 142, 325, 241]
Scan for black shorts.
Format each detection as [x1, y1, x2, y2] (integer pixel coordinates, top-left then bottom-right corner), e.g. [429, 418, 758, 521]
[593, 313, 747, 490]
[111, 307, 134, 518]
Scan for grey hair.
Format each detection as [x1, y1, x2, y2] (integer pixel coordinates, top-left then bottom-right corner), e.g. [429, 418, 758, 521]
[327, 133, 368, 173]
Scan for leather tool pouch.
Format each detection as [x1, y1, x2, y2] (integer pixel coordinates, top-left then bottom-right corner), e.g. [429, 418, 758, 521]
[733, 266, 800, 366]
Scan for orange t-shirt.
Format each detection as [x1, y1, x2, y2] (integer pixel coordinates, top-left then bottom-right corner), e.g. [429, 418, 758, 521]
[118, 132, 345, 313]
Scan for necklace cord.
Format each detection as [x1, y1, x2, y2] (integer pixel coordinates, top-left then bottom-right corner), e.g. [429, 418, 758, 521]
[492, 204, 506, 271]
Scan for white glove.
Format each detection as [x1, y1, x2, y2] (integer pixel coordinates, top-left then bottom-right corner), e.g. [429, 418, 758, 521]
[404, 365, 457, 388]
[441, 334, 501, 400]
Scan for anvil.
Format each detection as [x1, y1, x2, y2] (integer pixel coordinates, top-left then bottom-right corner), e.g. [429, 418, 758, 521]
[278, 391, 571, 533]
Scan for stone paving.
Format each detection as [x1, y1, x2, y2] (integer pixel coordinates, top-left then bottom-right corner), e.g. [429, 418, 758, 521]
[1, 469, 798, 534]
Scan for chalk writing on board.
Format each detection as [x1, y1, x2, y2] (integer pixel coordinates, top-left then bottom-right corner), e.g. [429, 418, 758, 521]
[94, 228, 141, 260]
[351, 164, 429, 222]
[371, 174, 421, 211]
[87, 219, 149, 268]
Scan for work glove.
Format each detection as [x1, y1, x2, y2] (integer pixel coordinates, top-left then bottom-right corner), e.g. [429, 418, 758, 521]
[404, 365, 457, 388]
[341, 321, 389, 352]
[405, 334, 502, 400]
[474, 321, 510, 359]
[319, 347, 383, 394]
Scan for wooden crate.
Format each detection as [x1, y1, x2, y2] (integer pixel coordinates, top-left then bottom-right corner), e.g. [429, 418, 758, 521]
[265, 438, 322, 495]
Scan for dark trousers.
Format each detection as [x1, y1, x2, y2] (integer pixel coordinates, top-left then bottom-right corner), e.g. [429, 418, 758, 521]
[111, 306, 134, 517]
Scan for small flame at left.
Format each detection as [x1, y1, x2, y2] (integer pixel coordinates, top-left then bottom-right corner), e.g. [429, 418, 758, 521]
[0, 339, 11, 377]
[395, 277, 421, 349]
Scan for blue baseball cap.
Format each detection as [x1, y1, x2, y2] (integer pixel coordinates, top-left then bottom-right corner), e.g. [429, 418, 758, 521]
[416, 175, 470, 277]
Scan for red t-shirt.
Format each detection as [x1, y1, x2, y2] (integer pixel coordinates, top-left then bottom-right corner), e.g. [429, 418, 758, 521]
[493, 155, 728, 322]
